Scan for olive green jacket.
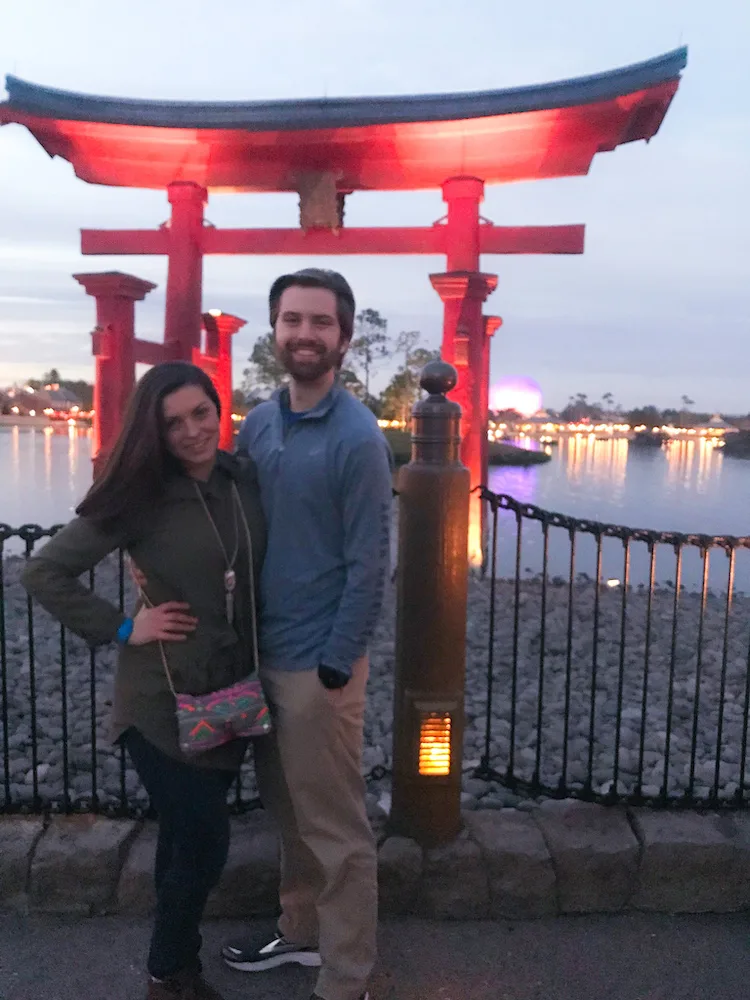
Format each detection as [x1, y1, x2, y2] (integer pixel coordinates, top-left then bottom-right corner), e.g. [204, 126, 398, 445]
[21, 451, 266, 770]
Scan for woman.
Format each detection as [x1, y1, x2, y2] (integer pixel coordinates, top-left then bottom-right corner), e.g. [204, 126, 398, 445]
[22, 361, 265, 1000]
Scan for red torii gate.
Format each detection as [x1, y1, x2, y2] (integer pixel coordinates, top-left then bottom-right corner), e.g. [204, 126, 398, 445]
[81, 174, 581, 536]
[0, 48, 686, 561]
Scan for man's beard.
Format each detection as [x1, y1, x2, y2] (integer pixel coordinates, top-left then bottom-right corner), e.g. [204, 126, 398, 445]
[276, 338, 346, 383]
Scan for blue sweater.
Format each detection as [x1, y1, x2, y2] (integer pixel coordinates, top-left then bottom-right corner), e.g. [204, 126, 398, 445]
[236, 384, 393, 675]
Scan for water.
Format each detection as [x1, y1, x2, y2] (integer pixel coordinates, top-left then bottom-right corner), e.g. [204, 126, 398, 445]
[488, 436, 750, 594]
[489, 436, 747, 537]
[0, 426, 93, 540]
[2, 427, 749, 590]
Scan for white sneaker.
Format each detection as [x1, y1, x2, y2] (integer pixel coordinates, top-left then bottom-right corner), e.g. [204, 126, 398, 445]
[221, 932, 321, 972]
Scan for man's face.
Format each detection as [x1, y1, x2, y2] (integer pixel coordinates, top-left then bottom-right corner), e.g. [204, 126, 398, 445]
[274, 285, 348, 382]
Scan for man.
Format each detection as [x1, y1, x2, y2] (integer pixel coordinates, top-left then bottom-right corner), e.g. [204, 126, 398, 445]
[223, 269, 393, 1000]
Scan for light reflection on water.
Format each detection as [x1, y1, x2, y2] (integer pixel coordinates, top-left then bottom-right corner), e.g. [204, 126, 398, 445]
[1, 428, 748, 591]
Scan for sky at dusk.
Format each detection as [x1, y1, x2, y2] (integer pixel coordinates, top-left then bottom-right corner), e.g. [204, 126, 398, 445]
[0, 0, 748, 413]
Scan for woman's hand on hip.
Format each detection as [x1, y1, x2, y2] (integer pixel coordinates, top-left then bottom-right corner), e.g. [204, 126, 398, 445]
[127, 556, 148, 590]
[129, 603, 197, 645]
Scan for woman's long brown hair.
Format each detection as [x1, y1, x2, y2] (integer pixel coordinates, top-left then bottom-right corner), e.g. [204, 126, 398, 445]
[76, 361, 221, 531]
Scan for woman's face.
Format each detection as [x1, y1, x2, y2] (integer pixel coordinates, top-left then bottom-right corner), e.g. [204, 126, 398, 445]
[162, 384, 220, 474]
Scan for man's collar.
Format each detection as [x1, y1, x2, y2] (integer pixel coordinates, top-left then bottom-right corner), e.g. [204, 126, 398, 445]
[273, 381, 342, 420]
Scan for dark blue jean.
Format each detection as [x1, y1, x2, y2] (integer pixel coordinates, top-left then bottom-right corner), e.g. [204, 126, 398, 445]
[122, 728, 235, 980]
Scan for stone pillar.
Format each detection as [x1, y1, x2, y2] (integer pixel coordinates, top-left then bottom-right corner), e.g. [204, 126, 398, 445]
[73, 271, 156, 475]
[201, 311, 246, 451]
[430, 272, 497, 566]
[164, 182, 207, 361]
[391, 361, 469, 847]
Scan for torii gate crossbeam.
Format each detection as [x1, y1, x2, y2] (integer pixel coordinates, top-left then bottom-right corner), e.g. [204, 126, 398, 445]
[82, 224, 584, 257]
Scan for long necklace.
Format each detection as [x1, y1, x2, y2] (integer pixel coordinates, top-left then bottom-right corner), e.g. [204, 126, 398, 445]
[193, 481, 240, 623]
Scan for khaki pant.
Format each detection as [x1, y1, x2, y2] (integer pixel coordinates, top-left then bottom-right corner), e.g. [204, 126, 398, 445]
[254, 657, 377, 1000]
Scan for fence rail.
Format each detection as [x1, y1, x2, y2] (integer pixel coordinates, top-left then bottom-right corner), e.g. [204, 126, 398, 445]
[3, 494, 750, 816]
[475, 489, 750, 807]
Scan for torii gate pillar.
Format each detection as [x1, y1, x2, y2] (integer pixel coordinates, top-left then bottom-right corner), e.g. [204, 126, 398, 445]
[165, 181, 207, 360]
[431, 177, 498, 565]
[197, 310, 246, 450]
[431, 268, 497, 565]
[482, 314, 503, 494]
[73, 271, 157, 475]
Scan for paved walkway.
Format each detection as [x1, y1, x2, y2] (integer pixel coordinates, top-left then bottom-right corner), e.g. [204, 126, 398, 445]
[1, 913, 749, 1000]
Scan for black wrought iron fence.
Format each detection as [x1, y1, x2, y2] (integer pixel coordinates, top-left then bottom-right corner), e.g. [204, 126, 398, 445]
[473, 488, 750, 807]
[4, 494, 750, 816]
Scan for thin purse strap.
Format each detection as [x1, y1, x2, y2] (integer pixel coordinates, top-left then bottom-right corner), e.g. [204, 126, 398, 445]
[232, 481, 261, 677]
[138, 587, 177, 698]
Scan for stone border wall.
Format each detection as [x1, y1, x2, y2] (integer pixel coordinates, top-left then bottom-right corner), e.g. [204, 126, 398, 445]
[3, 801, 750, 918]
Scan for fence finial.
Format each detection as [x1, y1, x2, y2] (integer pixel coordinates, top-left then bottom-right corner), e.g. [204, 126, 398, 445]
[420, 359, 457, 396]
[410, 361, 462, 467]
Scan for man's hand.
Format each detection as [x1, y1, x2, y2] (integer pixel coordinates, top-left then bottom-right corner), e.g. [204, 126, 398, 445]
[129, 603, 197, 645]
[127, 556, 148, 591]
[318, 664, 350, 690]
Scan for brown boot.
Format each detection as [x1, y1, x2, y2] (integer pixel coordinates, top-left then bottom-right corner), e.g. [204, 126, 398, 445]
[146, 969, 198, 999]
[147, 974, 192, 999]
[147, 967, 225, 1000]
[190, 973, 226, 1000]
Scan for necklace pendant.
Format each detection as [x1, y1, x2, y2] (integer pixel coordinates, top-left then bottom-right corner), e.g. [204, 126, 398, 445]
[224, 570, 236, 623]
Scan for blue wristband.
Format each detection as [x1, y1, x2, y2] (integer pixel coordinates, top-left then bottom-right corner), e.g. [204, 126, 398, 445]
[116, 618, 134, 645]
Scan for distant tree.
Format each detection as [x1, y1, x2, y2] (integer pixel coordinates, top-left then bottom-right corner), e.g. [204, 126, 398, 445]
[627, 405, 663, 427]
[560, 392, 603, 422]
[242, 332, 287, 399]
[393, 330, 421, 369]
[379, 341, 439, 423]
[231, 388, 250, 416]
[492, 408, 524, 423]
[679, 394, 697, 426]
[62, 379, 94, 409]
[363, 394, 383, 418]
[43, 368, 61, 386]
[350, 309, 389, 398]
[380, 370, 418, 424]
[339, 367, 366, 401]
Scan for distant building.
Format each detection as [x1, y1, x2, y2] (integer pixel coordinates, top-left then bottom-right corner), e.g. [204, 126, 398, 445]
[705, 414, 739, 434]
[42, 383, 82, 409]
[1, 383, 84, 418]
